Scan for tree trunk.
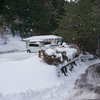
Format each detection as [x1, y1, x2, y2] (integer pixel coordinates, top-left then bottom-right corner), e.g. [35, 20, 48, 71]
[12, 24, 15, 37]
[83, 39, 85, 54]
[22, 25, 24, 38]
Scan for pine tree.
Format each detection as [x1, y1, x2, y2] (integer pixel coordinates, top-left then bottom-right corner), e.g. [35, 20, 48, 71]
[37, 0, 53, 34]
[16, 0, 30, 37]
[0, 0, 4, 14]
[2, 0, 65, 37]
[3, 0, 17, 23]
[3, 0, 18, 36]
[29, 0, 59, 35]
[56, 0, 65, 17]
[55, 0, 98, 55]
[3, 0, 30, 37]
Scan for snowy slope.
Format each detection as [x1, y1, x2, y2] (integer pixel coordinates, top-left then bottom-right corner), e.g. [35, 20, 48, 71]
[0, 34, 26, 52]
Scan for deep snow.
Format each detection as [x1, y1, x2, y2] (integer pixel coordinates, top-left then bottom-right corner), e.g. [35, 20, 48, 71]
[0, 33, 26, 52]
[0, 54, 61, 95]
[0, 34, 100, 100]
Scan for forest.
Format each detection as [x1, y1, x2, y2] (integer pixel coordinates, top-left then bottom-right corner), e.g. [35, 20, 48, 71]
[0, 0, 100, 56]
[0, 0, 65, 37]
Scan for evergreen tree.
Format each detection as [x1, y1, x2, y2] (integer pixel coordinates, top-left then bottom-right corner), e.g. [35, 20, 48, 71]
[16, 0, 29, 37]
[91, 0, 100, 56]
[29, 0, 59, 35]
[55, 0, 98, 55]
[3, 0, 18, 36]
[37, 0, 54, 34]
[3, 0, 29, 37]
[56, 0, 65, 17]
[2, 0, 65, 37]
[3, 0, 17, 22]
[0, 0, 4, 14]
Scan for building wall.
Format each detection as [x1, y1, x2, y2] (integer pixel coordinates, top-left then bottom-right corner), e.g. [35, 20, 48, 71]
[25, 38, 62, 48]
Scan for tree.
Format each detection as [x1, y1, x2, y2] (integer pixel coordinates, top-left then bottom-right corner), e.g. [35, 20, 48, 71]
[91, 0, 100, 56]
[55, 0, 98, 55]
[3, 0, 29, 37]
[16, 0, 29, 37]
[2, 0, 65, 37]
[3, 0, 18, 36]
[3, 0, 17, 23]
[29, 0, 59, 35]
[0, 0, 4, 14]
[56, 0, 65, 17]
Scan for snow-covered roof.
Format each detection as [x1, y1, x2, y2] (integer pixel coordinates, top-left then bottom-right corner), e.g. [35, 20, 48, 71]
[29, 39, 43, 42]
[23, 35, 62, 41]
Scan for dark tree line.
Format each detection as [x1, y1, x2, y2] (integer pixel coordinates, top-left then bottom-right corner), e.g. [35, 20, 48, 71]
[0, 0, 4, 14]
[0, 0, 65, 37]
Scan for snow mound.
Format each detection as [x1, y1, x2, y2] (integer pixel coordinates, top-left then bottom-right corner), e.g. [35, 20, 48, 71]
[0, 34, 26, 52]
[45, 47, 77, 61]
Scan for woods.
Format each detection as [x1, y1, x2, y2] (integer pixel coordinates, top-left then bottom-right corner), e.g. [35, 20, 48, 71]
[0, 0, 64, 37]
[0, 0, 100, 55]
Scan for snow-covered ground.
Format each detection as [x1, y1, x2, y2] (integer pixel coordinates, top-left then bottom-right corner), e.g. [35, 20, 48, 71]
[0, 33, 26, 52]
[0, 34, 100, 100]
[0, 53, 60, 94]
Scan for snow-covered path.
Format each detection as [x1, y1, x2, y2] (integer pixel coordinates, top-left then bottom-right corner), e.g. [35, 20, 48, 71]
[0, 51, 36, 63]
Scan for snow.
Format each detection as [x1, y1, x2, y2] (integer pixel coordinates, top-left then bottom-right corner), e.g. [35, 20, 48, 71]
[0, 34, 100, 100]
[23, 35, 62, 41]
[0, 55, 60, 95]
[45, 48, 56, 55]
[29, 39, 43, 42]
[0, 34, 26, 52]
[45, 47, 77, 60]
[65, 0, 75, 2]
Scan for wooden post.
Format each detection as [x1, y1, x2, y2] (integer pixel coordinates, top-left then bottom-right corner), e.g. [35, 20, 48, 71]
[42, 50, 45, 56]
[38, 51, 41, 58]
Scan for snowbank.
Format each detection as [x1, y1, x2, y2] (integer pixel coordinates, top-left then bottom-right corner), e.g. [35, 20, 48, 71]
[0, 34, 26, 52]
